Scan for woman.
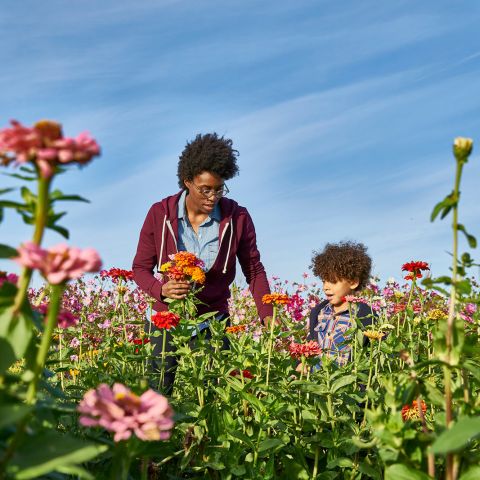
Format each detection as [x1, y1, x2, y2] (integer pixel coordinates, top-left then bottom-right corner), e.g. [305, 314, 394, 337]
[132, 133, 272, 390]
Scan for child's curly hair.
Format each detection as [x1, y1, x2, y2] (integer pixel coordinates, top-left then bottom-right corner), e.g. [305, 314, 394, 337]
[177, 133, 239, 188]
[311, 241, 372, 291]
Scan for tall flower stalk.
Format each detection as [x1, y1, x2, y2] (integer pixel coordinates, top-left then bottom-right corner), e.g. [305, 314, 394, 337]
[442, 138, 473, 480]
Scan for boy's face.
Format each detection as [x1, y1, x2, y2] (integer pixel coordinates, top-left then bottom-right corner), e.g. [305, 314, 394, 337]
[322, 278, 359, 308]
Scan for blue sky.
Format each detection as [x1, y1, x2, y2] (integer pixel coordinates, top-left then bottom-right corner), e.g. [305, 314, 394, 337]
[1, 0, 480, 287]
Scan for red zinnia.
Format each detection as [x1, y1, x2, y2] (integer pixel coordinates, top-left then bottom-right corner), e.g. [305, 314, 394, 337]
[401, 399, 427, 422]
[103, 267, 134, 282]
[130, 338, 150, 353]
[394, 304, 406, 313]
[288, 341, 321, 359]
[151, 311, 180, 330]
[230, 369, 254, 379]
[402, 261, 429, 280]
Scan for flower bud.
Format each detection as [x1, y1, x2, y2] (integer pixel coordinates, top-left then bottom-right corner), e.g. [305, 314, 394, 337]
[453, 137, 473, 162]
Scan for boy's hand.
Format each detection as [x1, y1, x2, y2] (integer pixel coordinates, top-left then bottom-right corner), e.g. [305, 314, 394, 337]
[295, 363, 308, 375]
[161, 279, 191, 299]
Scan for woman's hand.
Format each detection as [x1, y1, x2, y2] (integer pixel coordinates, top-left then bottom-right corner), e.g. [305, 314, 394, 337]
[161, 279, 192, 299]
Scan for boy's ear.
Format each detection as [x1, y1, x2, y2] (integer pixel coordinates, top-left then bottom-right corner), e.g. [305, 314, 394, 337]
[348, 279, 360, 291]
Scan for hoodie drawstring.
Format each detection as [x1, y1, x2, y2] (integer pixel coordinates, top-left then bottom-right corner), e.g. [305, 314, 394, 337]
[222, 219, 233, 274]
[157, 215, 167, 271]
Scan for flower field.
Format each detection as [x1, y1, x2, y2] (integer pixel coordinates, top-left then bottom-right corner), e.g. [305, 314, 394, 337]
[0, 121, 479, 479]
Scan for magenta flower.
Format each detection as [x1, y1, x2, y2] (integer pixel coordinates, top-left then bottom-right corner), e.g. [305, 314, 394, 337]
[0, 272, 18, 288]
[78, 383, 174, 442]
[37, 303, 78, 328]
[14, 242, 102, 284]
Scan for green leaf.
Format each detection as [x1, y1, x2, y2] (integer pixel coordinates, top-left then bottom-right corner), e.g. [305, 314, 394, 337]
[431, 200, 446, 222]
[385, 464, 432, 480]
[431, 416, 480, 454]
[455, 279, 472, 295]
[459, 466, 480, 480]
[228, 430, 255, 449]
[440, 205, 453, 219]
[0, 404, 32, 429]
[0, 200, 28, 209]
[457, 224, 477, 248]
[331, 374, 356, 393]
[0, 187, 16, 195]
[0, 309, 33, 373]
[55, 465, 94, 480]
[327, 457, 353, 469]
[20, 186, 36, 205]
[7, 431, 108, 479]
[50, 192, 90, 203]
[0, 244, 18, 258]
[258, 438, 284, 453]
[48, 224, 70, 239]
[3, 173, 36, 181]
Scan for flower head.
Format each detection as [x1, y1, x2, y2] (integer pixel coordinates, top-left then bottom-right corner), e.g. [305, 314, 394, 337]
[0, 119, 100, 178]
[262, 293, 290, 305]
[100, 268, 134, 282]
[453, 137, 473, 162]
[0, 272, 18, 288]
[401, 399, 427, 422]
[36, 303, 78, 329]
[230, 369, 254, 379]
[151, 311, 180, 330]
[288, 340, 321, 359]
[160, 251, 205, 284]
[78, 383, 174, 442]
[225, 324, 247, 334]
[427, 308, 447, 321]
[363, 330, 384, 341]
[402, 261, 430, 281]
[14, 242, 102, 284]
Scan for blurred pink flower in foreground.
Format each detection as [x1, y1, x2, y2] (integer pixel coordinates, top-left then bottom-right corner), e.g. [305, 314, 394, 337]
[78, 383, 174, 442]
[0, 119, 100, 178]
[14, 242, 102, 284]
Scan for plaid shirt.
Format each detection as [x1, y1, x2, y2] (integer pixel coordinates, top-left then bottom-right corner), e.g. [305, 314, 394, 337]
[314, 303, 355, 366]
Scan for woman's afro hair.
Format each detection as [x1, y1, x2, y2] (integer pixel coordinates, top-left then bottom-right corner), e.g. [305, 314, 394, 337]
[177, 133, 239, 188]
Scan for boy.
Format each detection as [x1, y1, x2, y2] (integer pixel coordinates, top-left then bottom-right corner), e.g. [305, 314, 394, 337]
[308, 241, 374, 365]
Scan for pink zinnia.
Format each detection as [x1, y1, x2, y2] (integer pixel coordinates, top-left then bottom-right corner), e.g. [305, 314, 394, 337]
[0, 120, 41, 163]
[288, 341, 321, 359]
[78, 383, 174, 442]
[14, 242, 102, 284]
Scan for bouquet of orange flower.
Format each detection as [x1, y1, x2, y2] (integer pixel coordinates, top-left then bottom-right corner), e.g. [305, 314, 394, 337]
[160, 251, 206, 284]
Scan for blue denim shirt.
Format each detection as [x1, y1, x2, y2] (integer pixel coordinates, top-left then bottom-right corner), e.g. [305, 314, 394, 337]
[177, 189, 220, 271]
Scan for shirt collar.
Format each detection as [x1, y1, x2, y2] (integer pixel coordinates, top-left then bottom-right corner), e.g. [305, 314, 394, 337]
[177, 189, 221, 222]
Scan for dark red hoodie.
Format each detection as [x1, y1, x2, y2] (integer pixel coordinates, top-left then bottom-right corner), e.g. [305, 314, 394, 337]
[132, 191, 273, 319]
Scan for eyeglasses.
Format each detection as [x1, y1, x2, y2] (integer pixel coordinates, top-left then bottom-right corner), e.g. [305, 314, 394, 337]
[190, 182, 229, 199]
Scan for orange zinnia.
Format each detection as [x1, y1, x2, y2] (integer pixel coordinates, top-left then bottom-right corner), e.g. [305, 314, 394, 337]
[262, 293, 290, 305]
[226, 324, 247, 334]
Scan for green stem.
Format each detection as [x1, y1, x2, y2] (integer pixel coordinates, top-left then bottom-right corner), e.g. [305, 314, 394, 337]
[265, 305, 277, 387]
[362, 341, 375, 426]
[158, 329, 167, 391]
[445, 157, 464, 480]
[26, 283, 65, 404]
[12, 174, 51, 314]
